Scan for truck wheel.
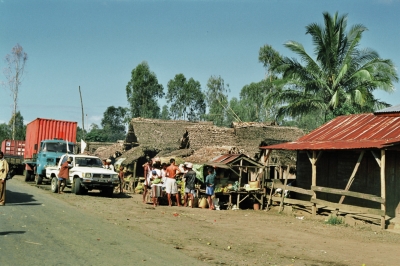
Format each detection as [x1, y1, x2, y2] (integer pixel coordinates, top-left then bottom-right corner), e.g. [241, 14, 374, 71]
[74, 178, 83, 195]
[36, 175, 43, 185]
[51, 177, 59, 193]
[25, 170, 31, 182]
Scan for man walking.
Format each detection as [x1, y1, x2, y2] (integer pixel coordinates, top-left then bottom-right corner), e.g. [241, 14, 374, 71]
[165, 158, 181, 207]
[0, 151, 9, 205]
[183, 163, 196, 207]
[58, 157, 72, 194]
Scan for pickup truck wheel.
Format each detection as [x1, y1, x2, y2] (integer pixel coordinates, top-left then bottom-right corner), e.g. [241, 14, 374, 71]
[51, 177, 58, 193]
[74, 178, 83, 195]
[35, 175, 43, 185]
[25, 170, 32, 182]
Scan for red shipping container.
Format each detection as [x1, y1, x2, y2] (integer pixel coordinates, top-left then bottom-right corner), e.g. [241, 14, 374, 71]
[24, 118, 77, 160]
[1, 139, 25, 157]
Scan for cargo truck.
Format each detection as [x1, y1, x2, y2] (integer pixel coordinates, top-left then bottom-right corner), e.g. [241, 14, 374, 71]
[23, 118, 78, 184]
[1, 139, 26, 175]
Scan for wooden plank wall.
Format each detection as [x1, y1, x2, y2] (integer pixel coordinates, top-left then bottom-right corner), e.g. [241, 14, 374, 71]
[296, 149, 400, 218]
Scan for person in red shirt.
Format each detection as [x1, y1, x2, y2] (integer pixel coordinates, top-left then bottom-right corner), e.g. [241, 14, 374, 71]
[58, 157, 72, 194]
[165, 158, 181, 207]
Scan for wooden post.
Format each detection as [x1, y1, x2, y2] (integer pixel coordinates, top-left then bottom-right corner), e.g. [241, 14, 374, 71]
[237, 159, 243, 209]
[132, 161, 137, 194]
[266, 181, 274, 210]
[339, 151, 365, 204]
[380, 150, 386, 229]
[261, 167, 266, 210]
[311, 151, 317, 216]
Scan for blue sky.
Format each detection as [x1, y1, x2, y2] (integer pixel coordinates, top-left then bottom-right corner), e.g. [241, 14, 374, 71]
[1, 0, 400, 129]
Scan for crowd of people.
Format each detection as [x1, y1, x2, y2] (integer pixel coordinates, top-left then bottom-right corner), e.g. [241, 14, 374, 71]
[141, 157, 217, 209]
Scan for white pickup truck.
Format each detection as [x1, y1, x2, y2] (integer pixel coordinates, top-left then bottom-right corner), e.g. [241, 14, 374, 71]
[46, 154, 120, 197]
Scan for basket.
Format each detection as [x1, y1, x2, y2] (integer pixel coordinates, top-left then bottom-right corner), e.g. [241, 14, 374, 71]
[249, 181, 260, 188]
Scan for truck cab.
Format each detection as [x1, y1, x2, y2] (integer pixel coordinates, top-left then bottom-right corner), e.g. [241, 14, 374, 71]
[25, 139, 75, 184]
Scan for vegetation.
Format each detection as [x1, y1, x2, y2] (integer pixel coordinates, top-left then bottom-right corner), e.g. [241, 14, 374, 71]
[325, 215, 344, 225]
[0, 111, 26, 144]
[5, 12, 392, 143]
[263, 12, 398, 126]
[3, 44, 28, 140]
[125, 61, 164, 119]
[166, 74, 206, 121]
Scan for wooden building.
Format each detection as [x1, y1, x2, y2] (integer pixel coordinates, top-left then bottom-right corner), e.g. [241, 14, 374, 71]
[261, 107, 400, 228]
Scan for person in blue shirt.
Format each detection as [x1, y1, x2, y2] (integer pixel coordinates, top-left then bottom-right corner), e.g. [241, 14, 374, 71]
[205, 166, 216, 210]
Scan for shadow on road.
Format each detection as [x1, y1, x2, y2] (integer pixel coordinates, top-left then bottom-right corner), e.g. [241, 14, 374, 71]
[0, 231, 26, 235]
[6, 190, 39, 205]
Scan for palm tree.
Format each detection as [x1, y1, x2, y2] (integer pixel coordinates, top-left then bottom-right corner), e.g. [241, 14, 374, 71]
[267, 12, 398, 123]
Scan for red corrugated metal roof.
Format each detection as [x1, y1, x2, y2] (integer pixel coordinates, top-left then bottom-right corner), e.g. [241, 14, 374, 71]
[211, 154, 242, 164]
[260, 113, 400, 150]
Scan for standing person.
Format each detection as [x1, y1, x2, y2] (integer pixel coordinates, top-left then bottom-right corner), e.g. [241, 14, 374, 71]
[150, 168, 162, 207]
[165, 158, 181, 207]
[205, 166, 216, 210]
[160, 162, 168, 198]
[0, 151, 10, 206]
[104, 159, 115, 171]
[58, 157, 72, 194]
[183, 163, 196, 208]
[118, 165, 125, 194]
[142, 158, 152, 203]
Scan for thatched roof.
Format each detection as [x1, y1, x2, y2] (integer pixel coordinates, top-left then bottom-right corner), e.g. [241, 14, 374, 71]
[98, 119, 305, 167]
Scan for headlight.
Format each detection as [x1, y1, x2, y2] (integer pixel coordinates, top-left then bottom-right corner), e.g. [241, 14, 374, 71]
[112, 174, 118, 179]
[84, 173, 91, 178]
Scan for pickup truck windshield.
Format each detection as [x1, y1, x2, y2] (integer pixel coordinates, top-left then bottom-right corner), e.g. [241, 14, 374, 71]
[43, 142, 74, 153]
[74, 157, 103, 168]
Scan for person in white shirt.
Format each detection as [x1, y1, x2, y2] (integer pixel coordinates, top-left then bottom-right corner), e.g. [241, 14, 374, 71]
[0, 151, 10, 206]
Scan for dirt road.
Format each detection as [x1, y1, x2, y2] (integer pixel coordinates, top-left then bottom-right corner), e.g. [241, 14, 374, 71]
[17, 176, 400, 265]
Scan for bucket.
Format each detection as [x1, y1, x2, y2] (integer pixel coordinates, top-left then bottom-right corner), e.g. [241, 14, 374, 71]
[253, 203, 260, 210]
[249, 181, 260, 188]
[199, 197, 208, 208]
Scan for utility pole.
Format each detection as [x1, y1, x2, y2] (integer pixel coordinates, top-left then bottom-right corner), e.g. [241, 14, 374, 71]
[79, 86, 85, 140]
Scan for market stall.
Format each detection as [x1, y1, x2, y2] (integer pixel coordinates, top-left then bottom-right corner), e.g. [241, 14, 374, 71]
[201, 154, 266, 210]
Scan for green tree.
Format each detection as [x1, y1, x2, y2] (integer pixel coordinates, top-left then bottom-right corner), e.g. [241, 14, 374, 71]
[166, 74, 206, 121]
[126, 62, 164, 118]
[266, 12, 398, 123]
[101, 106, 128, 142]
[3, 44, 28, 140]
[8, 111, 25, 140]
[205, 76, 240, 126]
[85, 124, 107, 142]
[0, 123, 11, 144]
[76, 126, 87, 142]
[226, 97, 244, 126]
[160, 105, 171, 120]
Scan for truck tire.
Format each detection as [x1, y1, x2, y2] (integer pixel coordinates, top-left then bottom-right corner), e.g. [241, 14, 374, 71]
[25, 170, 32, 182]
[36, 175, 43, 185]
[74, 178, 83, 195]
[51, 177, 58, 193]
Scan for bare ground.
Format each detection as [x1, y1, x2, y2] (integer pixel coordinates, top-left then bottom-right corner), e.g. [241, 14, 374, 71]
[31, 180, 400, 266]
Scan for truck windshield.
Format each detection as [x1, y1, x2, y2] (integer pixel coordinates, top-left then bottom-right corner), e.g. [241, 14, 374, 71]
[43, 142, 75, 153]
[75, 157, 103, 167]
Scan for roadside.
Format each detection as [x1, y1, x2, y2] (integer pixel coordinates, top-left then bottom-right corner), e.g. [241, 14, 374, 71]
[17, 175, 400, 266]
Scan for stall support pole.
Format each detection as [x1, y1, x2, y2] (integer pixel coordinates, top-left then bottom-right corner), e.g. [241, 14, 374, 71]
[311, 151, 317, 216]
[132, 161, 137, 193]
[380, 150, 386, 229]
